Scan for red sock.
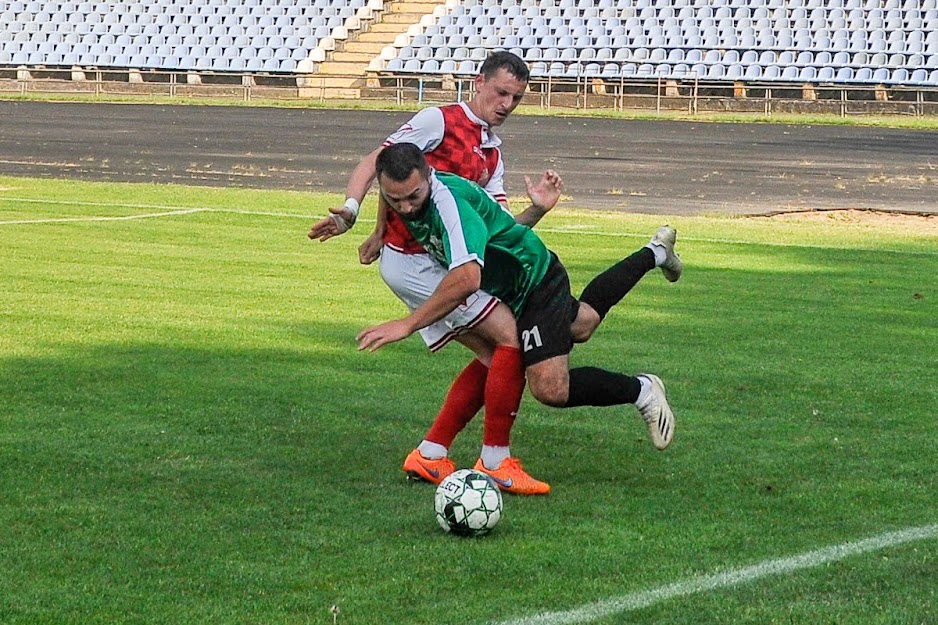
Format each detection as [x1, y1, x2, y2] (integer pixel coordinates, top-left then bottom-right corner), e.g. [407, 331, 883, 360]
[424, 358, 488, 447]
[482, 345, 525, 447]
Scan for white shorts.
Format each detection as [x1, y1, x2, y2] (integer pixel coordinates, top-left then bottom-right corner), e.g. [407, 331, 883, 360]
[379, 245, 499, 352]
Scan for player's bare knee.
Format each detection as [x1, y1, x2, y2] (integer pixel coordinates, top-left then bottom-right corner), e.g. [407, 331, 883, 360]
[527, 368, 570, 407]
[529, 382, 566, 407]
[571, 303, 601, 343]
[571, 323, 595, 343]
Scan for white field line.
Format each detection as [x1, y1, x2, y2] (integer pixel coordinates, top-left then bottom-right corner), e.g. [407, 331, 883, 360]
[0, 197, 320, 224]
[1, 196, 935, 256]
[490, 523, 938, 625]
[0, 207, 210, 224]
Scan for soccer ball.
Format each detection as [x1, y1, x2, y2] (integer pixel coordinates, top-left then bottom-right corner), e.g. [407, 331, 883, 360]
[434, 469, 503, 537]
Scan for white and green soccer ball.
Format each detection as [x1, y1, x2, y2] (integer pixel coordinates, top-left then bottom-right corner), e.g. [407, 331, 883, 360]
[434, 469, 503, 537]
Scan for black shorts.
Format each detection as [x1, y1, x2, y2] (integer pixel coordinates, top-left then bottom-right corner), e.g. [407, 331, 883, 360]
[517, 252, 580, 367]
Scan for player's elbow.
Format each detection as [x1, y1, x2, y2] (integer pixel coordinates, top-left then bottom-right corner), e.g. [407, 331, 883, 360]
[453, 262, 482, 295]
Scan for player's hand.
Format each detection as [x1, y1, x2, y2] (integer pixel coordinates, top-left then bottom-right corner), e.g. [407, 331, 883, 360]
[357, 319, 413, 352]
[358, 231, 383, 265]
[525, 169, 564, 214]
[308, 206, 356, 242]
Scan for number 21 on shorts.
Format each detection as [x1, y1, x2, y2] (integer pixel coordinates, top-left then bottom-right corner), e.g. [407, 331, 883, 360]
[522, 326, 542, 352]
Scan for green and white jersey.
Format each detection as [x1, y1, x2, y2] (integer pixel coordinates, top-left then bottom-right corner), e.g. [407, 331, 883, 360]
[402, 171, 551, 316]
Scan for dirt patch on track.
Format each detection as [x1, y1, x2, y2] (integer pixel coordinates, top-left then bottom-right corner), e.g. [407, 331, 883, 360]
[756, 208, 938, 235]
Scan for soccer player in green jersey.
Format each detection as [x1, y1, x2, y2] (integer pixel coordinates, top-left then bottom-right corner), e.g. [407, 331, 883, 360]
[358, 143, 682, 485]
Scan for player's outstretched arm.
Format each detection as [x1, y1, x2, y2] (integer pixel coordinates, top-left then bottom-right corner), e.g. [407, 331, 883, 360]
[357, 262, 481, 352]
[514, 169, 564, 227]
[358, 198, 389, 265]
[307, 148, 382, 242]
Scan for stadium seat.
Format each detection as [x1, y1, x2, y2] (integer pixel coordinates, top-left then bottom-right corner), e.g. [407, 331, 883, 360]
[781, 65, 800, 81]
[530, 61, 549, 77]
[3, 0, 938, 89]
[707, 64, 726, 79]
[890, 68, 910, 83]
[817, 66, 835, 81]
[853, 67, 873, 83]
[799, 66, 818, 81]
[763, 64, 781, 80]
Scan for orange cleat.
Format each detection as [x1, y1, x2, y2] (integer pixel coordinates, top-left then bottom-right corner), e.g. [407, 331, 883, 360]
[402, 449, 455, 484]
[473, 457, 550, 495]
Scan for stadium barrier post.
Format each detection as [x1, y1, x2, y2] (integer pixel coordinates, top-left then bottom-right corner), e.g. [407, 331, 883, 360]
[691, 72, 700, 115]
[576, 67, 589, 112]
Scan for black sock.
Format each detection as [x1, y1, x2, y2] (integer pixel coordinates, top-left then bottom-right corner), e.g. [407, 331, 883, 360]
[579, 247, 655, 320]
[565, 367, 641, 407]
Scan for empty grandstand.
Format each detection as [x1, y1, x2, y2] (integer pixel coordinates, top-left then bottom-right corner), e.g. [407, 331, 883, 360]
[1, 0, 937, 111]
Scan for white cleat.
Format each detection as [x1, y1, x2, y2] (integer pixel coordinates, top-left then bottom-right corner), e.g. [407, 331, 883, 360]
[650, 225, 683, 283]
[635, 374, 675, 450]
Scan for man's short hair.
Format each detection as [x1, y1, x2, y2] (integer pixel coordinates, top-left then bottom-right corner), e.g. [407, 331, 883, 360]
[479, 50, 530, 83]
[375, 142, 430, 183]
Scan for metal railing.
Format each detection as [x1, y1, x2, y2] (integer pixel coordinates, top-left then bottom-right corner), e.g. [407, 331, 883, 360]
[3, 66, 938, 117]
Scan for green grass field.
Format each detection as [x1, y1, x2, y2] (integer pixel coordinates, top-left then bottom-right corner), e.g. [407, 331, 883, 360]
[1, 176, 935, 625]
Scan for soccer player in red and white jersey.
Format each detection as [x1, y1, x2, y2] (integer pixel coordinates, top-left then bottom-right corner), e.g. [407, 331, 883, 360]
[310, 52, 561, 494]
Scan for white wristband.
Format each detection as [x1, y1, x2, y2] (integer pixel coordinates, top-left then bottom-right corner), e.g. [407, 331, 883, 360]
[330, 213, 351, 234]
[344, 197, 361, 219]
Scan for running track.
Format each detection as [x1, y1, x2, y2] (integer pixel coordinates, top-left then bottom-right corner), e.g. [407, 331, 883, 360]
[1, 100, 936, 214]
